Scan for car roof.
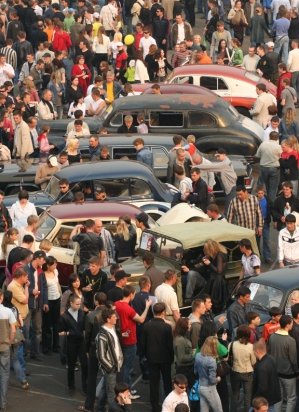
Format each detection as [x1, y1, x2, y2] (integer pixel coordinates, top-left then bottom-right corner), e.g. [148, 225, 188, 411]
[79, 133, 184, 146]
[112, 93, 223, 111]
[46, 201, 142, 220]
[55, 159, 157, 182]
[248, 266, 299, 292]
[146, 221, 258, 252]
[170, 64, 251, 81]
[142, 84, 217, 96]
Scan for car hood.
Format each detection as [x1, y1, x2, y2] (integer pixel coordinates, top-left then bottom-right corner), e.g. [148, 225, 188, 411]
[4, 191, 54, 208]
[157, 203, 210, 225]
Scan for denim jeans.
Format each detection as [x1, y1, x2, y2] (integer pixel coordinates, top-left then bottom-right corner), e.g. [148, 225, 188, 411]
[11, 344, 26, 383]
[224, 186, 236, 217]
[274, 35, 289, 64]
[258, 222, 271, 261]
[121, 345, 136, 387]
[275, 377, 297, 412]
[230, 371, 253, 412]
[185, 270, 206, 299]
[0, 349, 10, 409]
[259, 166, 280, 206]
[29, 308, 42, 356]
[199, 385, 223, 412]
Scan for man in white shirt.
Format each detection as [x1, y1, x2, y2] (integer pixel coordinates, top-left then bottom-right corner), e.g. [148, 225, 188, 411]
[278, 213, 299, 267]
[242, 46, 260, 72]
[84, 89, 106, 117]
[155, 270, 180, 325]
[263, 116, 280, 141]
[162, 374, 189, 412]
[139, 30, 157, 59]
[0, 53, 15, 84]
[288, 38, 299, 99]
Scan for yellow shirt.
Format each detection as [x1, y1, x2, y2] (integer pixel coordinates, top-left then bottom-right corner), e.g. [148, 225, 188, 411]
[92, 22, 102, 38]
[106, 82, 114, 103]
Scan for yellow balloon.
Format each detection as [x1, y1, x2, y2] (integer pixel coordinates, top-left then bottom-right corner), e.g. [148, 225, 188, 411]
[124, 34, 135, 46]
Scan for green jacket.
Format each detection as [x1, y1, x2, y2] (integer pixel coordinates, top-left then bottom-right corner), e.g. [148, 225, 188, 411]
[232, 48, 243, 66]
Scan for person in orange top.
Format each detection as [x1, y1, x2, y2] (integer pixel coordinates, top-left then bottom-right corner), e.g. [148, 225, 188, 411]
[44, 18, 54, 43]
[197, 46, 212, 64]
[262, 306, 282, 342]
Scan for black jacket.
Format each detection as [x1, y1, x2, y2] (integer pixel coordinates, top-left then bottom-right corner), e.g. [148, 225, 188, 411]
[141, 317, 174, 364]
[289, 16, 299, 39]
[290, 322, 299, 367]
[58, 309, 85, 341]
[27, 265, 48, 310]
[272, 194, 299, 230]
[0, 202, 12, 232]
[227, 300, 247, 335]
[85, 305, 106, 353]
[188, 178, 208, 212]
[256, 54, 272, 81]
[152, 17, 169, 41]
[252, 354, 281, 406]
[279, 155, 299, 182]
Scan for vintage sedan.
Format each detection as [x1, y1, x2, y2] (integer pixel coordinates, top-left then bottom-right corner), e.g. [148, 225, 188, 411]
[165, 65, 277, 117]
[42, 94, 263, 157]
[3, 160, 177, 218]
[120, 221, 259, 307]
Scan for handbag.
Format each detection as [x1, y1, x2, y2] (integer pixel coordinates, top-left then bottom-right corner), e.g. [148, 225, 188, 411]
[189, 380, 200, 401]
[228, 341, 234, 367]
[216, 359, 230, 377]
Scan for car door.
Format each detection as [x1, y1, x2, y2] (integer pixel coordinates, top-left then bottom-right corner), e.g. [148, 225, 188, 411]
[199, 76, 232, 102]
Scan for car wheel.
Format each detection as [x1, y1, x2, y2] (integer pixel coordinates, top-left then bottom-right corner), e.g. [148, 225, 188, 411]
[235, 107, 251, 118]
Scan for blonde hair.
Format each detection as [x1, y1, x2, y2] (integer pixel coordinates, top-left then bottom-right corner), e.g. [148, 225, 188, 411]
[39, 239, 53, 252]
[201, 336, 218, 358]
[23, 76, 36, 91]
[284, 107, 296, 126]
[116, 219, 130, 241]
[203, 239, 227, 259]
[67, 138, 79, 152]
[113, 32, 122, 42]
[187, 135, 196, 144]
[97, 26, 104, 44]
[1, 228, 19, 257]
[288, 135, 299, 152]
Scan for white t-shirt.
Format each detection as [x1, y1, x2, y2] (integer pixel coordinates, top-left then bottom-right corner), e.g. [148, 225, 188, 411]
[242, 253, 261, 277]
[140, 36, 157, 59]
[103, 325, 123, 370]
[84, 95, 105, 115]
[177, 23, 185, 43]
[162, 390, 189, 412]
[155, 283, 179, 316]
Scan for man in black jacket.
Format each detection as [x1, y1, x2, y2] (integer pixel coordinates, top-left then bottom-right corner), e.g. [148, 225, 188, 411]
[272, 181, 299, 231]
[252, 339, 281, 410]
[141, 302, 174, 412]
[152, 7, 169, 53]
[227, 286, 251, 337]
[188, 167, 208, 212]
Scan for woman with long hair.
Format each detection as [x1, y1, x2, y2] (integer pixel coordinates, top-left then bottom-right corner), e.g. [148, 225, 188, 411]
[202, 240, 228, 314]
[66, 138, 82, 164]
[1, 228, 19, 260]
[68, 94, 86, 118]
[92, 27, 111, 70]
[110, 31, 123, 65]
[66, 76, 83, 105]
[22, 77, 40, 105]
[194, 336, 223, 411]
[154, 48, 173, 81]
[61, 273, 86, 314]
[279, 139, 299, 195]
[230, 325, 256, 411]
[42, 256, 62, 354]
[231, 37, 243, 66]
[279, 108, 299, 141]
[47, 72, 64, 119]
[145, 44, 158, 81]
[71, 55, 92, 97]
[216, 39, 231, 65]
[173, 317, 194, 388]
[228, 0, 248, 44]
[114, 219, 136, 263]
[44, 18, 54, 42]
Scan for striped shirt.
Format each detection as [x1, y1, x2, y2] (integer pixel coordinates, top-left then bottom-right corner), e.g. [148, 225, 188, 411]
[227, 194, 263, 230]
[0, 46, 17, 71]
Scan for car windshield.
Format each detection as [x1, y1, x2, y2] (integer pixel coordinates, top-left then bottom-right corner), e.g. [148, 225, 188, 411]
[244, 71, 261, 82]
[139, 231, 183, 260]
[35, 211, 56, 241]
[247, 282, 284, 310]
[44, 176, 60, 200]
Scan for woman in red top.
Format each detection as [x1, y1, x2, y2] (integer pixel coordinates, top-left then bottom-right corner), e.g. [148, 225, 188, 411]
[115, 43, 128, 84]
[52, 21, 72, 52]
[71, 55, 92, 97]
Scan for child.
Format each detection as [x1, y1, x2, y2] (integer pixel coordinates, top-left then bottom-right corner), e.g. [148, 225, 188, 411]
[39, 239, 53, 256]
[124, 60, 136, 83]
[58, 294, 88, 392]
[262, 307, 282, 342]
[38, 125, 55, 159]
[247, 311, 261, 344]
[1, 227, 19, 261]
[136, 113, 148, 134]
[239, 238, 261, 280]
[171, 164, 193, 207]
[162, 374, 189, 412]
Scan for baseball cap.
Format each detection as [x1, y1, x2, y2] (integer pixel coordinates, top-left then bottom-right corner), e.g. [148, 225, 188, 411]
[33, 250, 47, 260]
[93, 11, 100, 18]
[266, 41, 274, 48]
[48, 155, 58, 167]
[115, 270, 131, 281]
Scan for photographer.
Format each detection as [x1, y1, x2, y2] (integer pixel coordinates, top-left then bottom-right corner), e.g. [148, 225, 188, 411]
[110, 382, 132, 412]
[70, 219, 105, 275]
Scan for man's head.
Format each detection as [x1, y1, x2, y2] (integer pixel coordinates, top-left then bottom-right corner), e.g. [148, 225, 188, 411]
[139, 275, 151, 292]
[257, 45, 266, 57]
[236, 185, 248, 202]
[214, 148, 227, 161]
[123, 284, 136, 302]
[190, 167, 201, 182]
[248, 46, 256, 57]
[133, 137, 145, 151]
[252, 397, 269, 412]
[164, 269, 177, 286]
[102, 307, 117, 326]
[253, 339, 267, 361]
[176, 148, 186, 163]
[282, 181, 293, 198]
[174, 164, 185, 179]
[279, 314, 293, 331]
[135, 212, 149, 229]
[58, 151, 68, 165]
[291, 302, 299, 321]
[94, 185, 107, 201]
[32, 250, 47, 268]
[88, 256, 101, 274]
[59, 178, 70, 193]
[236, 285, 251, 305]
[13, 267, 29, 285]
[192, 299, 206, 316]
[74, 119, 83, 133]
[27, 214, 39, 230]
[115, 270, 131, 287]
[142, 251, 154, 268]
[285, 213, 296, 232]
[239, 238, 253, 254]
[42, 89, 52, 101]
[124, 115, 133, 129]
[292, 39, 299, 49]
[206, 203, 220, 219]
[89, 136, 99, 148]
[153, 302, 166, 317]
[216, 20, 225, 31]
[173, 374, 188, 394]
[247, 311, 261, 327]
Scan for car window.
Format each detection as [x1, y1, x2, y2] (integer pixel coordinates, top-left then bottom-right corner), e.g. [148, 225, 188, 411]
[109, 112, 123, 127]
[247, 282, 284, 309]
[200, 76, 217, 90]
[218, 78, 228, 90]
[152, 147, 169, 168]
[93, 178, 130, 199]
[112, 147, 137, 160]
[171, 76, 194, 85]
[149, 111, 184, 127]
[188, 111, 217, 127]
[35, 212, 56, 241]
[44, 175, 60, 200]
[52, 225, 74, 248]
[129, 178, 152, 198]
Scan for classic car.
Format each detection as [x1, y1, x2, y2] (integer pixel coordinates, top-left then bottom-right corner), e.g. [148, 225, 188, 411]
[217, 267, 299, 329]
[120, 221, 259, 307]
[165, 65, 277, 118]
[42, 94, 264, 157]
[0, 202, 156, 288]
[3, 160, 177, 218]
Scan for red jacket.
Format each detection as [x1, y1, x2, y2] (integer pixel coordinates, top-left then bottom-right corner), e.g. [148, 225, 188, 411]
[52, 29, 72, 52]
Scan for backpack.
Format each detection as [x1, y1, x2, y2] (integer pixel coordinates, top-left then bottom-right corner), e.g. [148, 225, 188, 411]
[137, 2, 152, 25]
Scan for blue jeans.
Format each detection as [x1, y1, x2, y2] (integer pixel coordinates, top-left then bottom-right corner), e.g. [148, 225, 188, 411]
[0, 349, 10, 409]
[121, 345, 136, 387]
[11, 344, 26, 383]
[185, 270, 206, 299]
[97, 372, 117, 412]
[200, 385, 223, 412]
[274, 36, 289, 64]
[261, 222, 271, 261]
[259, 166, 280, 205]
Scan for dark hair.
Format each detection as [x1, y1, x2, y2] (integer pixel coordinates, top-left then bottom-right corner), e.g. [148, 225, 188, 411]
[139, 275, 150, 290]
[84, 219, 95, 229]
[236, 285, 251, 297]
[236, 185, 247, 193]
[252, 397, 269, 409]
[173, 317, 190, 337]
[256, 83, 266, 92]
[114, 382, 130, 395]
[236, 324, 251, 344]
[22, 234, 34, 244]
[102, 307, 116, 323]
[110, 263, 121, 275]
[59, 178, 69, 186]
[239, 239, 253, 251]
[282, 181, 293, 189]
[291, 303, 299, 319]
[198, 321, 217, 348]
[18, 190, 29, 200]
[246, 311, 260, 324]
[269, 306, 282, 317]
[68, 273, 80, 291]
[164, 269, 177, 281]
[3, 290, 13, 307]
[285, 214, 296, 223]
[173, 135, 183, 145]
[279, 314, 293, 328]
[94, 292, 107, 306]
[173, 374, 188, 385]
[206, 203, 219, 213]
[123, 284, 135, 297]
[192, 299, 204, 312]
[174, 404, 190, 412]
[153, 302, 166, 315]
[174, 164, 185, 176]
[42, 255, 57, 271]
[142, 251, 154, 265]
[74, 109, 83, 119]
